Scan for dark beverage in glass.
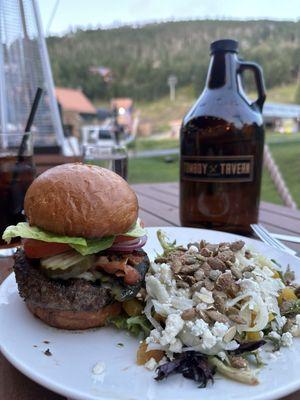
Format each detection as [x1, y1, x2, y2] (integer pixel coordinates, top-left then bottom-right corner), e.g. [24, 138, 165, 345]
[0, 134, 35, 246]
[180, 39, 266, 235]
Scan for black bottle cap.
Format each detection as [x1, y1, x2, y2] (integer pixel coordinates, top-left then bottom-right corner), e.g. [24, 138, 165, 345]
[210, 39, 238, 54]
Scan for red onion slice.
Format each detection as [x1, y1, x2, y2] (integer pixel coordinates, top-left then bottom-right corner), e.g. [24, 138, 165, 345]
[109, 235, 147, 252]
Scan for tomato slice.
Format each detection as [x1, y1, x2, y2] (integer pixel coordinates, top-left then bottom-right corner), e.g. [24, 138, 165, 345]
[113, 235, 136, 243]
[23, 239, 71, 259]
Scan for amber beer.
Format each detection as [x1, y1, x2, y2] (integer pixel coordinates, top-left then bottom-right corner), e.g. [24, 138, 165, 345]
[180, 39, 266, 234]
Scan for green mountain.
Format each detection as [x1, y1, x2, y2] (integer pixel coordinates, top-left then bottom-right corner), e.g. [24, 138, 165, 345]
[47, 20, 300, 102]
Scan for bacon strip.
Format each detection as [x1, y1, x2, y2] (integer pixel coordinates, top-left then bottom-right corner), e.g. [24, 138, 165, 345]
[95, 256, 141, 285]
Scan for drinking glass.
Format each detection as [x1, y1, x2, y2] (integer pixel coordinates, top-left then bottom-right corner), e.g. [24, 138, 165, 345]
[0, 133, 36, 254]
[83, 144, 128, 180]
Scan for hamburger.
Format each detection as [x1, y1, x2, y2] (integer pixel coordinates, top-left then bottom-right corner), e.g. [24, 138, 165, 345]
[2, 163, 149, 330]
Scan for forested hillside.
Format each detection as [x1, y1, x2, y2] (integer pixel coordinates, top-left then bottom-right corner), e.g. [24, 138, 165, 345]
[47, 20, 300, 101]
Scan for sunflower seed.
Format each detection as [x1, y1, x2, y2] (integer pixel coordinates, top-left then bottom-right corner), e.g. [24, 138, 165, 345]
[230, 264, 243, 279]
[200, 247, 213, 257]
[194, 269, 205, 281]
[207, 257, 226, 271]
[217, 250, 235, 263]
[183, 256, 198, 265]
[176, 280, 189, 289]
[230, 241, 245, 252]
[181, 308, 197, 320]
[223, 326, 237, 343]
[206, 310, 229, 323]
[228, 314, 246, 324]
[191, 281, 204, 292]
[201, 261, 212, 276]
[209, 269, 222, 281]
[229, 355, 248, 369]
[204, 278, 215, 291]
[197, 309, 211, 323]
[181, 264, 199, 274]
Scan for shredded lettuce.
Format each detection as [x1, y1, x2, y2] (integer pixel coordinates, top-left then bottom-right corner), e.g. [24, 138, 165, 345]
[2, 219, 147, 256]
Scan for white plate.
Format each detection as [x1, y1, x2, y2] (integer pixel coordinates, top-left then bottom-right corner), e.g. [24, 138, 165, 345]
[0, 227, 300, 400]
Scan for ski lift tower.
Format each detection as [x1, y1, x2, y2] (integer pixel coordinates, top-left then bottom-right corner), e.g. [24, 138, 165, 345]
[0, 0, 64, 152]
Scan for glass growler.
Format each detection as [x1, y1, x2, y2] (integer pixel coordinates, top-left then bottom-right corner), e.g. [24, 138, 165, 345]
[180, 39, 266, 234]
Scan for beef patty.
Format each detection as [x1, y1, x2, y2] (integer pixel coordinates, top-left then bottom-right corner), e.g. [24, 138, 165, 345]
[14, 249, 149, 312]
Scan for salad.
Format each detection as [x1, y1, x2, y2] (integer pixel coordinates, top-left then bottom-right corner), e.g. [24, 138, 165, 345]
[112, 231, 300, 387]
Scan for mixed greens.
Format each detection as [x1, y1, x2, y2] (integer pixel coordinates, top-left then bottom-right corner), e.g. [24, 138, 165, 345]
[109, 314, 151, 338]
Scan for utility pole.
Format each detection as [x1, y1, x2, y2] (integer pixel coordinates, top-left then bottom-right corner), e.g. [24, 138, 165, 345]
[167, 75, 178, 102]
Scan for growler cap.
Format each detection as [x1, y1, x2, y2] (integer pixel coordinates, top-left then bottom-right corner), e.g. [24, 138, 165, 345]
[210, 39, 238, 54]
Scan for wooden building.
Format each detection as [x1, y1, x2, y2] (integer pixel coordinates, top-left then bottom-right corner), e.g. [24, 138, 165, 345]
[55, 87, 97, 139]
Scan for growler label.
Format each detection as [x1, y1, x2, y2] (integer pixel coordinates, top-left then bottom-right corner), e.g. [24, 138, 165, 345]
[181, 155, 254, 182]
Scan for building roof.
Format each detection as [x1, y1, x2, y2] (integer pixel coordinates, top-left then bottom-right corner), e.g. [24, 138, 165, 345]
[111, 98, 133, 110]
[55, 87, 97, 114]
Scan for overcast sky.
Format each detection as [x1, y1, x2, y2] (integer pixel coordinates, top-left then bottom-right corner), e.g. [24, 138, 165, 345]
[39, 0, 300, 36]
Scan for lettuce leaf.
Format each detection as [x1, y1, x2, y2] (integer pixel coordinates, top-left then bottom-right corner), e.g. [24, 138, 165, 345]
[124, 218, 147, 238]
[2, 223, 86, 246]
[71, 236, 115, 256]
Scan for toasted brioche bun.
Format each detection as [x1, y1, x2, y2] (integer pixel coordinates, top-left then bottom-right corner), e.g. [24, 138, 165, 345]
[27, 301, 122, 330]
[24, 163, 138, 238]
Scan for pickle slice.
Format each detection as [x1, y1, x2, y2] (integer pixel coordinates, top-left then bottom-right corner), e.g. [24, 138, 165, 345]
[41, 250, 86, 270]
[41, 256, 94, 280]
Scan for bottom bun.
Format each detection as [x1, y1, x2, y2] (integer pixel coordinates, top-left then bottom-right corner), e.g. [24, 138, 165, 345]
[27, 302, 122, 330]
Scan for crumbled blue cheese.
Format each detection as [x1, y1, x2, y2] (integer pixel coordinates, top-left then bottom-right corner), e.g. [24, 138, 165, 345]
[144, 357, 158, 371]
[269, 331, 281, 341]
[274, 315, 287, 330]
[146, 328, 161, 344]
[212, 322, 229, 339]
[185, 319, 217, 350]
[169, 338, 183, 353]
[187, 245, 199, 253]
[224, 340, 240, 351]
[184, 320, 232, 351]
[146, 275, 170, 303]
[186, 319, 209, 337]
[160, 314, 184, 346]
[281, 332, 293, 347]
[269, 331, 293, 347]
[92, 361, 106, 375]
[291, 315, 300, 337]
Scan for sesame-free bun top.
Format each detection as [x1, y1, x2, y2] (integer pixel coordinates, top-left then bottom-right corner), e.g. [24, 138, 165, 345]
[24, 163, 138, 238]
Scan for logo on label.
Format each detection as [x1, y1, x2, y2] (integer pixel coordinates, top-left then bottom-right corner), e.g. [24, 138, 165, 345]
[181, 155, 254, 182]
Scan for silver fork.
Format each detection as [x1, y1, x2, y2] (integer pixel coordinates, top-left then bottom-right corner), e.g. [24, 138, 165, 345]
[251, 224, 298, 257]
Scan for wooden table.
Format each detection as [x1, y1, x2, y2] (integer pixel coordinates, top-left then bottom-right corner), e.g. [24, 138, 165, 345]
[1, 182, 300, 400]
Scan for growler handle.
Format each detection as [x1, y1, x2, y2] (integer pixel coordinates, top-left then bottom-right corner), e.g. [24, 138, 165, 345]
[238, 61, 266, 112]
